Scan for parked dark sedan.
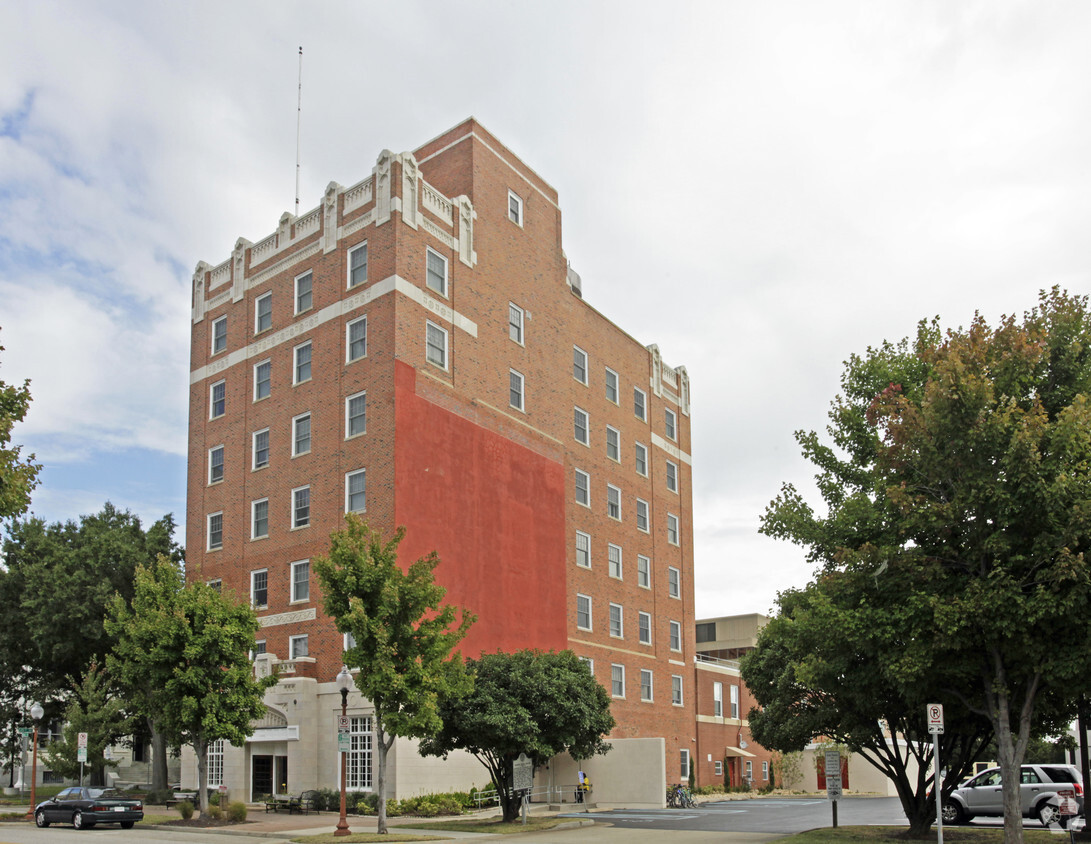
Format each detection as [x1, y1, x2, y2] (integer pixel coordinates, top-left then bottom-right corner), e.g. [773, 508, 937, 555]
[35, 786, 144, 829]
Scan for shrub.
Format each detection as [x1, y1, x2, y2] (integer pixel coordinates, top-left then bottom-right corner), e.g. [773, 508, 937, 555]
[385, 798, 402, 817]
[178, 800, 194, 820]
[227, 801, 248, 822]
[145, 788, 171, 805]
[313, 788, 339, 812]
[433, 794, 466, 816]
[207, 803, 223, 820]
[356, 792, 380, 814]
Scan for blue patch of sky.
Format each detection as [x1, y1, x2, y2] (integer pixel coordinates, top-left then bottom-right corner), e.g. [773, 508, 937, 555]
[0, 89, 35, 141]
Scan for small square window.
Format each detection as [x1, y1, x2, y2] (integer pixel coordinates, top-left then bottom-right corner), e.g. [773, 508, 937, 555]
[605, 368, 619, 403]
[294, 342, 312, 384]
[292, 413, 311, 456]
[635, 442, 648, 476]
[292, 486, 310, 529]
[508, 190, 523, 226]
[575, 531, 591, 568]
[348, 242, 368, 288]
[251, 569, 268, 608]
[252, 428, 270, 470]
[211, 316, 227, 355]
[638, 611, 651, 645]
[573, 346, 588, 385]
[210, 380, 225, 419]
[255, 292, 272, 333]
[668, 566, 681, 598]
[607, 484, 621, 520]
[640, 669, 653, 702]
[346, 469, 366, 513]
[289, 634, 309, 659]
[208, 579, 222, 593]
[208, 445, 224, 484]
[634, 387, 647, 421]
[715, 760, 723, 777]
[207, 512, 223, 551]
[668, 513, 680, 546]
[637, 555, 651, 589]
[574, 407, 589, 445]
[611, 664, 625, 698]
[606, 426, 620, 462]
[608, 544, 623, 579]
[295, 270, 313, 314]
[291, 560, 310, 603]
[672, 675, 683, 706]
[254, 359, 271, 401]
[426, 249, 448, 296]
[666, 460, 678, 493]
[426, 321, 448, 369]
[665, 407, 677, 441]
[636, 498, 649, 532]
[609, 603, 623, 638]
[347, 316, 367, 362]
[576, 594, 592, 631]
[574, 469, 590, 507]
[508, 303, 524, 344]
[252, 499, 269, 540]
[346, 392, 366, 438]
[670, 620, 682, 652]
[509, 369, 525, 411]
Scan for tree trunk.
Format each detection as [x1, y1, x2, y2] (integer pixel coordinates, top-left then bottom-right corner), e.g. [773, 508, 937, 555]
[194, 736, 208, 817]
[375, 720, 395, 834]
[149, 719, 168, 792]
[498, 757, 519, 823]
[993, 685, 1026, 844]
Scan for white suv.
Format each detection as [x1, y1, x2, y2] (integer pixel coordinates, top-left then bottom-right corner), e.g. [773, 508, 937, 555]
[943, 764, 1084, 827]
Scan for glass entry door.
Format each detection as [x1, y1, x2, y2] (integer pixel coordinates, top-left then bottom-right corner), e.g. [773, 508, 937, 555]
[253, 756, 273, 800]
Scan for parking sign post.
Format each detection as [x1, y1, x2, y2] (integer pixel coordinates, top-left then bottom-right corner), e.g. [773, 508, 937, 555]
[927, 705, 945, 844]
[825, 750, 842, 827]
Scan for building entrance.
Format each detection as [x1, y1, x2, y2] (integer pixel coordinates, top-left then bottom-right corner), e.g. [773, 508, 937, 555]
[252, 755, 288, 800]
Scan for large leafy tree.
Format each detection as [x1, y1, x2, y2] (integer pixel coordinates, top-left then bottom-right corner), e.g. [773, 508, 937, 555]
[0, 332, 40, 533]
[106, 557, 276, 816]
[420, 649, 615, 823]
[314, 518, 474, 835]
[762, 289, 1091, 843]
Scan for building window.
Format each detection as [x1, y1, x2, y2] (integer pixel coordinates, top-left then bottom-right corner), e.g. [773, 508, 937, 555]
[762, 761, 769, 780]
[346, 392, 366, 438]
[670, 620, 682, 652]
[696, 622, 717, 643]
[576, 594, 592, 631]
[640, 669, 653, 702]
[208, 579, 222, 593]
[211, 316, 227, 355]
[668, 513, 680, 545]
[579, 656, 594, 675]
[208, 739, 224, 787]
[295, 270, 313, 314]
[668, 566, 681, 598]
[715, 760, 723, 777]
[574, 407, 589, 445]
[348, 242, 368, 288]
[611, 664, 625, 698]
[673, 676, 684, 707]
[609, 603, 623, 638]
[634, 442, 648, 476]
[634, 387, 647, 421]
[347, 316, 367, 362]
[208, 445, 224, 484]
[638, 611, 651, 645]
[608, 544, 623, 579]
[252, 428, 270, 470]
[251, 569, 268, 608]
[290, 634, 309, 659]
[509, 369, 525, 411]
[294, 341, 312, 384]
[746, 760, 753, 781]
[207, 513, 223, 551]
[292, 413, 311, 456]
[508, 190, 523, 226]
[665, 407, 677, 441]
[666, 460, 678, 493]
[426, 321, 448, 369]
[344, 631, 356, 651]
[426, 248, 447, 296]
[607, 484, 621, 520]
[573, 346, 588, 384]
[347, 716, 373, 789]
[575, 469, 590, 507]
[508, 303, 524, 344]
[210, 380, 225, 419]
[291, 560, 310, 603]
[292, 486, 311, 529]
[255, 292, 272, 333]
[254, 359, 271, 401]
[636, 498, 649, 532]
[731, 684, 740, 719]
[637, 555, 650, 589]
[714, 682, 723, 718]
[575, 531, 591, 568]
[606, 426, 620, 461]
[346, 469, 366, 513]
[605, 367, 618, 403]
[252, 499, 269, 540]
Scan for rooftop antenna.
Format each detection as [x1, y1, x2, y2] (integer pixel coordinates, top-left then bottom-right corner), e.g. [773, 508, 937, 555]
[295, 45, 303, 217]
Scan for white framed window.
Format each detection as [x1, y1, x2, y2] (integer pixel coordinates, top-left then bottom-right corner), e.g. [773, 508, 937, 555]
[347, 715, 373, 789]
[251, 498, 269, 540]
[253, 639, 266, 657]
[731, 684, 740, 719]
[211, 316, 227, 355]
[670, 620, 682, 652]
[252, 428, 270, 470]
[347, 315, 367, 362]
[251, 569, 268, 608]
[668, 566, 681, 598]
[665, 407, 677, 441]
[208, 739, 224, 787]
[207, 512, 223, 551]
[640, 669, 653, 702]
[762, 760, 769, 780]
[344, 631, 356, 651]
[346, 469, 366, 513]
[668, 513, 680, 545]
[605, 367, 619, 403]
[638, 611, 651, 645]
[426, 248, 448, 296]
[575, 531, 591, 568]
[634, 441, 648, 476]
[508, 302, 524, 344]
[636, 498, 649, 532]
[346, 391, 366, 438]
[579, 656, 594, 675]
[666, 460, 678, 493]
[575, 469, 590, 507]
[295, 270, 313, 314]
[715, 760, 723, 777]
[254, 359, 271, 401]
[292, 485, 311, 529]
[576, 593, 592, 631]
[509, 369, 525, 411]
[426, 321, 448, 369]
[290, 560, 310, 603]
[209, 579, 222, 593]
[634, 387, 647, 421]
[746, 760, 753, 781]
[292, 412, 311, 456]
[508, 190, 523, 226]
[611, 664, 625, 698]
[574, 407, 589, 445]
[348, 242, 368, 288]
[714, 682, 723, 718]
[637, 555, 651, 589]
[573, 346, 588, 384]
[607, 484, 621, 520]
[294, 341, 312, 384]
[208, 445, 224, 484]
[606, 426, 620, 462]
[209, 380, 225, 419]
[255, 292, 272, 333]
[672, 676, 684, 706]
[608, 543, 623, 579]
[289, 634, 309, 659]
[609, 603, 623, 638]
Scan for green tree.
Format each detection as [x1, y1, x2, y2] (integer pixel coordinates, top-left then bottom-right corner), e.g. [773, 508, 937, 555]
[0, 332, 41, 533]
[761, 289, 1091, 843]
[106, 557, 276, 816]
[314, 518, 474, 834]
[420, 649, 615, 823]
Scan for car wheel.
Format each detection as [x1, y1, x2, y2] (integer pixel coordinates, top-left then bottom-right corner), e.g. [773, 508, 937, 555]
[942, 802, 966, 825]
[120, 821, 135, 829]
[1038, 801, 1062, 827]
[73, 809, 93, 829]
[35, 809, 49, 828]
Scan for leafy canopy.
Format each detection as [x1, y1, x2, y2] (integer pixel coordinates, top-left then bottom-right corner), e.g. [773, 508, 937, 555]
[0, 332, 40, 530]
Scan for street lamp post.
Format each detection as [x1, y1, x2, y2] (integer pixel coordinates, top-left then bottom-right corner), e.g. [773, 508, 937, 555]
[24, 703, 43, 822]
[335, 667, 352, 837]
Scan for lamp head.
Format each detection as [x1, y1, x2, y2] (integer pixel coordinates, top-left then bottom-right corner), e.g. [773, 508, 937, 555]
[30, 703, 44, 721]
[336, 666, 353, 694]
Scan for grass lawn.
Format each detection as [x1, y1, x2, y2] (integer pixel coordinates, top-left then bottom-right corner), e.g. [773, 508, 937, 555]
[405, 817, 579, 835]
[785, 827, 1073, 843]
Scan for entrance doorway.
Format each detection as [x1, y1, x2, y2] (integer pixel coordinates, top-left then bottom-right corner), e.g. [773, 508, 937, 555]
[252, 755, 288, 800]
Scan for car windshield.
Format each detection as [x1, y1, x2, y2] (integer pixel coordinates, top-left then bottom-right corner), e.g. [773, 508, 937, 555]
[87, 788, 122, 799]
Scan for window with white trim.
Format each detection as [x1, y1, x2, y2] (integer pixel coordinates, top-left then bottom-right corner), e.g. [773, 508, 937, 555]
[254, 359, 271, 401]
[292, 485, 310, 529]
[668, 513, 680, 545]
[670, 620, 682, 652]
[607, 484, 621, 520]
[576, 594, 592, 630]
[579, 656, 594, 675]
[291, 559, 310, 603]
[346, 469, 366, 513]
[426, 321, 448, 369]
[575, 469, 590, 507]
[731, 684, 740, 719]
[252, 498, 269, 540]
[344, 631, 356, 651]
[640, 669, 653, 702]
[251, 569, 268, 608]
[253, 638, 265, 656]
[508, 303, 524, 344]
[426, 248, 447, 296]
[605, 367, 618, 403]
[347, 716, 373, 789]
[208, 739, 224, 787]
[252, 428, 269, 470]
[762, 760, 769, 780]
[573, 346, 588, 384]
[348, 242, 368, 288]
[207, 512, 223, 551]
[668, 566, 681, 598]
[636, 498, 649, 532]
[294, 341, 312, 384]
[208, 445, 224, 484]
[255, 292, 272, 333]
[290, 634, 309, 658]
[211, 316, 227, 355]
[634, 387, 647, 421]
[609, 603, 623, 638]
[680, 749, 690, 780]
[210, 380, 225, 419]
[746, 760, 753, 781]
[672, 675, 684, 706]
[715, 760, 723, 777]
[509, 369, 524, 411]
[346, 391, 366, 438]
[606, 426, 620, 462]
[347, 315, 367, 362]
[714, 682, 723, 718]
[574, 407, 589, 444]
[295, 270, 313, 314]
[611, 664, 625, 698]
[635, 441, 648, 476]
[575, 531, 591, 568]
[637, 555, 651, 588]
[292, 412, 311, 456]
[665, 407, 677, 441]
[608, 543, 623, 579]
[638, 611, 651, 645]
[508, 190, 523, 226]
[666, 460, 678, 493]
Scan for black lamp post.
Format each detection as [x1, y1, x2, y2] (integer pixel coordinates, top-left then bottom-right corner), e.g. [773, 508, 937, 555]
[335, 667, 352, 837]
[24, 703, 43, 822]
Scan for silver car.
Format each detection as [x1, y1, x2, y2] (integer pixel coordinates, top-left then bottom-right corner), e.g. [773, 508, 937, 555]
[943, 764, 1084, 827]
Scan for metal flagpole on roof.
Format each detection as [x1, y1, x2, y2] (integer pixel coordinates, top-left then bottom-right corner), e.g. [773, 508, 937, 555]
[295, 46, 303, 217]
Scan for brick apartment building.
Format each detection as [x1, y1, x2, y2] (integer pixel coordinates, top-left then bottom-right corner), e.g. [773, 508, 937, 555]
[185, 119, 698, 804]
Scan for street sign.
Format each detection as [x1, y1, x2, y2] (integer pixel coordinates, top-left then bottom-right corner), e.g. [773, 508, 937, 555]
[77, 747, 87, 763]
[337, 732, 351, 753]
[77, 732, 88, 748]
[17, 727, 30, 737]
[338, 716, 350, 732]
[824, 750, 842, 799]
[927, 703, 945, 735]
[1059, 789, 1078, 816]
[512, 752, 533, 792]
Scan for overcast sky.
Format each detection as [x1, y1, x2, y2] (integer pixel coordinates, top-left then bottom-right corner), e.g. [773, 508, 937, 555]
[2, 1, 1089, 618]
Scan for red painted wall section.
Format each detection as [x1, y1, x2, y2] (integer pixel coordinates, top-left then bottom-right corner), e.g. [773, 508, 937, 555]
[393, 361, 568, 658]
